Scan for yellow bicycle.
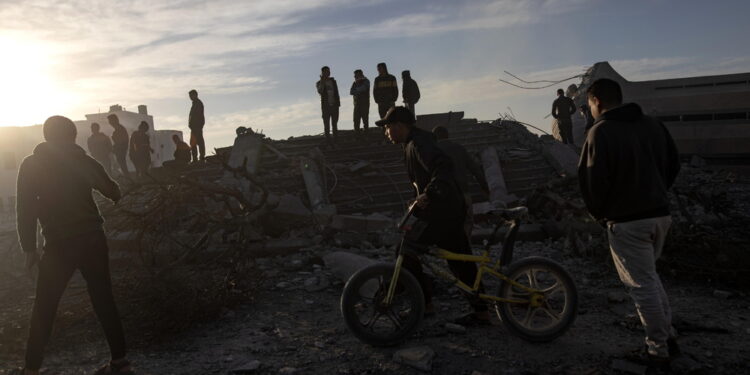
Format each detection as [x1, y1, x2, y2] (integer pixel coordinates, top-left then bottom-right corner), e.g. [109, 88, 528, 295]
[340, 205, 578, 346]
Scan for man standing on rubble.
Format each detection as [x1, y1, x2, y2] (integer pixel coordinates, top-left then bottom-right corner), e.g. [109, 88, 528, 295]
[350, 69, 370, 135]
[376, 106, 489, 325]
[579, 78, 681, 366]
[87, 122, 113, 174]
[433, 126, 489, 239]
[373, 62, 398, 119]
[316, 66, 340, 145]
[551, 88, 576, 145]
[15, 116, 133, 375]
[108, 114, 130, 179]
[188, 89, 206, 162]
[401, 70, 420, 115]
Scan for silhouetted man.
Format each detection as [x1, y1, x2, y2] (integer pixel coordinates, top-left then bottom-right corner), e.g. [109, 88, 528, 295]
[579, 79, 681, 365]
[402, 70, 420, 115]
[87, 122, 113, 174]
[107, 114, 130, 179]
[188, 89, 206, 162]
[373, 62, 398, 119]
[316, 66, 340, 145]
[433, 126, 489, 238]
[551, 88, 576, 145]
[15, 116, 132, 375]
[350, 69, 370, 135]
[162, 134, 191, 169]
[376, 107, 489, 325]
[129, 121, 152, 179]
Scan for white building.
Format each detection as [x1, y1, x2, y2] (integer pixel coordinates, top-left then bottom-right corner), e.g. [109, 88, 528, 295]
[0, 104, 184, 215]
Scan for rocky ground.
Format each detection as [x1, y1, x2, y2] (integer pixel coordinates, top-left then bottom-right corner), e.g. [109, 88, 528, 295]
[1, 232, 748, 375]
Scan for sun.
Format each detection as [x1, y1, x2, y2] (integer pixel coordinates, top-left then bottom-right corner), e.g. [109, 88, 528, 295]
[0, 35, 73, 127]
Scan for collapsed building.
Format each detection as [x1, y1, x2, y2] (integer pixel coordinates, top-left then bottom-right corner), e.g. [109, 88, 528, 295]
[566, 61, 750, 157]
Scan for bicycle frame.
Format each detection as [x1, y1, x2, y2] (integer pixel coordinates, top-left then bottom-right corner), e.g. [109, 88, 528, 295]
[385, 206, 542, 307]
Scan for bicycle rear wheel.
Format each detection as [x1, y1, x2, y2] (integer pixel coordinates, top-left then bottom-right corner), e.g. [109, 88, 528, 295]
[340, 263, 425, 346]
[496, 256, 577, 342]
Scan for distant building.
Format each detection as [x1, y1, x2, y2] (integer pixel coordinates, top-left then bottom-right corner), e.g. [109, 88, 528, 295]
[0, 104, 183, 213]
[570, 61, 750, 156]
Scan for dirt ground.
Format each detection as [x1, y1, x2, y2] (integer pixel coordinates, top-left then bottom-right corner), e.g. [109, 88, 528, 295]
[1, 228, 747, 375]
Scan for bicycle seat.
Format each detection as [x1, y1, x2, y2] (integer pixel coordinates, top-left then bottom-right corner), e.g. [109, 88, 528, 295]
[489, 206, 529, 221]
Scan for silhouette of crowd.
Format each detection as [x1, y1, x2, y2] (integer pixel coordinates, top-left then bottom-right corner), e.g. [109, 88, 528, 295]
[316, 62, 420, 146]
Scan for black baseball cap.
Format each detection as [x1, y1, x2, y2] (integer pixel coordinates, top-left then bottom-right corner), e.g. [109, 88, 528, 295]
[375, 106, 415, 127]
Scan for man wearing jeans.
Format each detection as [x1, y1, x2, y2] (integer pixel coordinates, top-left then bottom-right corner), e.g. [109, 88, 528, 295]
[15, 116, 132, 375]
[578, 79, 681, 365]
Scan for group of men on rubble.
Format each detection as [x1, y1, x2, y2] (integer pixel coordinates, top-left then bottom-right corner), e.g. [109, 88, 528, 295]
[84, 90, 205, 181]
[316, 62, 420, 145]
[13, 73, 683, 374]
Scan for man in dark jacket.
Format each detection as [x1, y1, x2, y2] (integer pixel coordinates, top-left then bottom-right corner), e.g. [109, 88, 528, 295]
[350, 69, 370, 135]
[188, 89, 206, 162]
[376, 107, 489, 325]
[433, 126, 489, 238]
[373, 62, 398, 119]
[551, 88, 576, 145]
[579, 79, 681, 363]
[107, 114, 130, 179]
[401, 70, 420, 115]
[87, 122, 113, 174]
[15, 116, 132, 375]
[316, 66, 340, 145]
[163, 134, 191, 169]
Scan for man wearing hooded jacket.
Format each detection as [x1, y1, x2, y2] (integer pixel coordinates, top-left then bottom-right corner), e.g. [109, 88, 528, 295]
[15, 116, 132, 375]
[401, 70, 420, 115]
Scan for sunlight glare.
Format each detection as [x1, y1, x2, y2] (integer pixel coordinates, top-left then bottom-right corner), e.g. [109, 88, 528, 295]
[0, 36, 73, 127]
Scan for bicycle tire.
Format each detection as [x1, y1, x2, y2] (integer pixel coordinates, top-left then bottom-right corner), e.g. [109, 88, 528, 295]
[496, 256, 578, 342]
[341, 263, 425, 346]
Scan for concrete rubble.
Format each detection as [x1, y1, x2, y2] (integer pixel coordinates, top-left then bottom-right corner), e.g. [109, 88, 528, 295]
[1, 110, 748, 374]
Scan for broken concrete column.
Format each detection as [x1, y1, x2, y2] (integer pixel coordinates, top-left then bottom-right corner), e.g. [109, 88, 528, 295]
[541, 138, 580, 177]
[481, 147, 517, 205]
[300, 155, 336, 221]
[227, 133, 264, 175]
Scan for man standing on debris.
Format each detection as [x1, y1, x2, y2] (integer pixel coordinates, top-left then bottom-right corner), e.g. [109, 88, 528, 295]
[15, 116, 133, 375]
[87, 122, 113, 174]
[316, 66, 340, 145]
[579, 78, 681, 365]
[376, 106, 489, 325]
[108, 114, 130, 179]
[373, 62, 398, 119]
[401, 70, 420, 115]
[162, 134, 191, 169]
[432, 126, 489, 238]
[350, 69, 370, 135]
[129, 121, 153, 179]
[551, 88, 576, 145]
[188, 89, 206, 162]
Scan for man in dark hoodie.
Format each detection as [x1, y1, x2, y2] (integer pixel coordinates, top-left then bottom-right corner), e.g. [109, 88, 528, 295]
[15, 116, 132, 375]
[432, 126, 489, 238]
[376, 106, 489, 325]
[87, 122, 113, 174]
[551, 88, 576, 145]
[107, 114, 130, 179]
[373, 62, 398, 119]
[316, 66, 340, 145]
[579, 79, 681, 364]
[188, 89, 206, 162]
[401, 70, 420, 115]
[350, 69, 370, 135]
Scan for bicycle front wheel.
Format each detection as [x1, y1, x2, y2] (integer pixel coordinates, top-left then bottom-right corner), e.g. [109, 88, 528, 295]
[496, 256, 578, 342]
[340, 263, 425, 346]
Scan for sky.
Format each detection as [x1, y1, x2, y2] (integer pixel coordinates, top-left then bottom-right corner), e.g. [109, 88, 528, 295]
[1, 0, 749, 149]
